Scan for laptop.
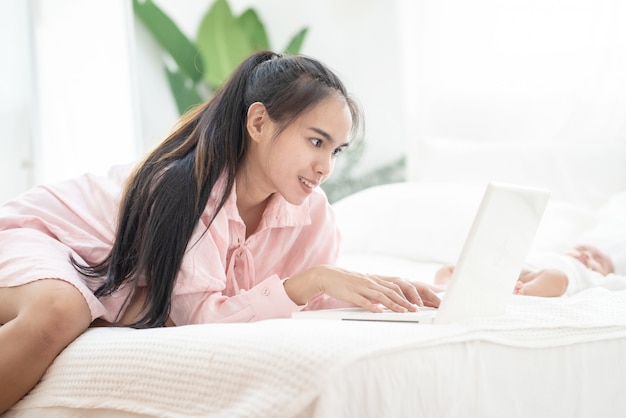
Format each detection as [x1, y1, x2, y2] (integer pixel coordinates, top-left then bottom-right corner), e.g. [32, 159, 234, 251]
[292, 182, 550, 324]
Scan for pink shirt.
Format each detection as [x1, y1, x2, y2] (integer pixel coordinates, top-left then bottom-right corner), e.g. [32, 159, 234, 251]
[0, 164, 342, 324]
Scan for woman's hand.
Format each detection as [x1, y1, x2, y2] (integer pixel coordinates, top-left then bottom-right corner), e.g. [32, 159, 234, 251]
[284, 265, 440, 313]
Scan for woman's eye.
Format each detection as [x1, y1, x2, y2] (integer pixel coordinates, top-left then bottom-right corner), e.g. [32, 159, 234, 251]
[332, 147, 346, 157]
[310, 138, 322, 148]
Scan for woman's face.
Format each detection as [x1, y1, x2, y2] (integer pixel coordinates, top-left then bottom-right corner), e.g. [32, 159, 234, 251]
[252, 94, 352, 205]
[566, 245, 615, 276]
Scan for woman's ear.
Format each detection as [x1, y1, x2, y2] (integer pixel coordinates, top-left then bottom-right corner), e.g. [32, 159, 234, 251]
[246, 102, 269, 144]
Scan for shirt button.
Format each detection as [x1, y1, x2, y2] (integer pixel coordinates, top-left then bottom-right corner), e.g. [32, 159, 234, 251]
[262, 288, 270, 296]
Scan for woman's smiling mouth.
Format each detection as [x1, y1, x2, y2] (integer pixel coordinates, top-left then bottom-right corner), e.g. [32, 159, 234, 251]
[299, 176, 317, 189]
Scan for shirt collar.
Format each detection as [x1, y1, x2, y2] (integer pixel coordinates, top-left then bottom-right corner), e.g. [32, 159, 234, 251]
[207, 176, 313, 230]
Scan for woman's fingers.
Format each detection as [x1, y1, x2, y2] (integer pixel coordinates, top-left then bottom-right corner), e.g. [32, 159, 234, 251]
[393, 279, 424, 307]
[313, 266, 440, 312]
[366, 275, 422, 311]
[346, 278, 407, 312]
[413, 283, 441, 308]
[348, 293, 386, 313]
[372, 276, 442, 309]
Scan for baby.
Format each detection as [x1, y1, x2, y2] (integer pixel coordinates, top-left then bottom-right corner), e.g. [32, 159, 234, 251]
[435, 244, 618, 297]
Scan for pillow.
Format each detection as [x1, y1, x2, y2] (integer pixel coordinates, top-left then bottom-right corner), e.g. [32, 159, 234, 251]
[333, 182, 484, 264]
[333, 181, 596, 264]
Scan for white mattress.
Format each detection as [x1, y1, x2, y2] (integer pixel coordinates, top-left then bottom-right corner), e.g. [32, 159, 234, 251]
[5, 288, 626, 418]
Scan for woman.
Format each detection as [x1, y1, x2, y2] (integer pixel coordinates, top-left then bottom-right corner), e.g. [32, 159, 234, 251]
[0, 51, 440, 412]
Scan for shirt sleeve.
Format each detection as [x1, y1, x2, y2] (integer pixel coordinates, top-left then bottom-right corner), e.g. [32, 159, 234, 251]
[0, 165, 129, 266]
[170, 273, 301, 324]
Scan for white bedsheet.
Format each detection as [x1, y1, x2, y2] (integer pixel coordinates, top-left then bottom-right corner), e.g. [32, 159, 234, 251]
[6, 288, 626, 418]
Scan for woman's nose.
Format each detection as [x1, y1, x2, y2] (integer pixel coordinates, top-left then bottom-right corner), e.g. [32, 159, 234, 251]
[315, 154, 333, 177]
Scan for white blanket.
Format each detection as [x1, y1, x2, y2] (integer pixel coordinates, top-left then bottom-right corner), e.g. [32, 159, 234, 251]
[6, 288, 626, 418]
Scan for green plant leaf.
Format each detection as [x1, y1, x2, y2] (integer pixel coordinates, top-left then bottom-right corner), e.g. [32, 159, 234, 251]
[237, 9, 270, 51]
[196, 0, 255, 88]
[164, 65, 205, 115]
[133, 0, 203, 82]
[283, 27, 308, 54]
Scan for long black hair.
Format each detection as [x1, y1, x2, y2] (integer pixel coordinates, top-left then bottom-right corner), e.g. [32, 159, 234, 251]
[73, 51, 363, 328]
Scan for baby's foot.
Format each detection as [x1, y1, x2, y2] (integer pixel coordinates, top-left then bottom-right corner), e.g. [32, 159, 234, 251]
[513, 280, 525, 295]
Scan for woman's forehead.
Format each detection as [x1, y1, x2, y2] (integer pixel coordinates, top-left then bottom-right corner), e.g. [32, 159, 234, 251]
[300, 96, 352, 131]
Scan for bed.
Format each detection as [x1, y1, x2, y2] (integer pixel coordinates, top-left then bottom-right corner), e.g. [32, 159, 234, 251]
[4, 179, 626, 418]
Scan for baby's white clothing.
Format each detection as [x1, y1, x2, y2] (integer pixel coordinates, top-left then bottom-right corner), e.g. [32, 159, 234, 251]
[526, 253, 626, 296]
